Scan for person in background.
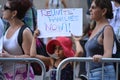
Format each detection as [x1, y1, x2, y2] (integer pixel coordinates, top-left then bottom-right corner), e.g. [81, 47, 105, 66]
[1, 18, 9, 35]
[0, 18, 4, 41]
[86, 0, 92, 23]
[1, 0, 34, 80]
[110, 0, 120, 39]
[23, 0, 37, 32]
[30, 29, 83, 80]
[0, 17, 5, 80]
[78, 20, 96, 80]
[109, 0, 120, 79]
[45, 0, 67, 9]
[85, 0, 116, 79]
[44, 0, 67, 44]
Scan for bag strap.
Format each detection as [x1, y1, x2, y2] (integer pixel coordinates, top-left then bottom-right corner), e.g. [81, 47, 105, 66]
[101, 25, 111, 38]
[114, 33, 120, 51]
[31, 7, 37, 31]
[18, 25, 27, 54]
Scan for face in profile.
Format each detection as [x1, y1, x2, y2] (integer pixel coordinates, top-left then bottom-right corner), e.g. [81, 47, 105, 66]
[89, 1, 104, 21]
[2, 2, 13, 21]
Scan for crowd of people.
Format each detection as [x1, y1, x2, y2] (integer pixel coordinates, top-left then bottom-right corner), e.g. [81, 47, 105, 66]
[0, 0, 120, 80]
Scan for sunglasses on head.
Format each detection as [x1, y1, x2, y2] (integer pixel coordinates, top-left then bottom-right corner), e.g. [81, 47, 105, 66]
[3, 5, 12, 10]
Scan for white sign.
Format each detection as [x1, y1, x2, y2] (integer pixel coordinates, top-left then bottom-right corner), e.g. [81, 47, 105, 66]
[37, 8, 83, 38]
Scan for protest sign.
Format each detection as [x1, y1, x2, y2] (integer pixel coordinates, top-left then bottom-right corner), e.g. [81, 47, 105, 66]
[37, 8, 83, 38]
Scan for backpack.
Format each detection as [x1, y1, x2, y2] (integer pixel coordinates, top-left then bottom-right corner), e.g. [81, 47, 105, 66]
[23, 6, 37, 31]
[18, 25, 49, 75]
[112, 34, 120, 58]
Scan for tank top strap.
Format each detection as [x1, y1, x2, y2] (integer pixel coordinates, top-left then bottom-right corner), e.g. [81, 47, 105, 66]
[96, 25, 111, 39]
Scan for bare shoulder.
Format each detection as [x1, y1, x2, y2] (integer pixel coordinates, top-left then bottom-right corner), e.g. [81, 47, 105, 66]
[23, 28, 32, 37]
[104, 25, 114, 36]
[104, 25, 113, 32]
[22, 28, 33, 44]
[23, 27, 32, 34]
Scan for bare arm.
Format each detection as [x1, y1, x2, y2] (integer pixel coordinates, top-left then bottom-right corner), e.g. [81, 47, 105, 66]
[30, 29, 40, 57]
[21, 28, 33, 57]
[30, 29, 51, 65]
[30, 35, 37, 57]
[72, 36, 84, 57]
[61, 0, 67, 8]
[103, 26, 114, 58]
[45, 0, 49, 9]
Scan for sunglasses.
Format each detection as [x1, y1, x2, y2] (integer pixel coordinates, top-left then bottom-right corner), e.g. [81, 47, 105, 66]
[3, 5, 12, 10]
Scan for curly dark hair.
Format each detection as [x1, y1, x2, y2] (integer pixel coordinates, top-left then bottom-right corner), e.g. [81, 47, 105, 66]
[93, 0, 113, 19]
[8, 0, 32, 19]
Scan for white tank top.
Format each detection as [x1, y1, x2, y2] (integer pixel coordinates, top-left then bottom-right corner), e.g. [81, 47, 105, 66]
[3, 28, 23, 55]
[3, 27, 27, 73]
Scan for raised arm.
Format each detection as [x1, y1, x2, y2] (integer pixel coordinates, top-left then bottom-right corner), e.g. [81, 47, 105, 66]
[72, 36, 84, 57]
[45, 0, 49, 9]
[30, 29, 39, 57]
[30, 29, 51, 65]
[61, 0, 67, 8]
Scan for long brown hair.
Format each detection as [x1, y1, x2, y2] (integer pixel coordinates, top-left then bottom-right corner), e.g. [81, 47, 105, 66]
[92, 0, 113, 19]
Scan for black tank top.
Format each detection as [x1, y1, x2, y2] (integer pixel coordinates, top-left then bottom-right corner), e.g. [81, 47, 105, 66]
[50, 59, 73, 80]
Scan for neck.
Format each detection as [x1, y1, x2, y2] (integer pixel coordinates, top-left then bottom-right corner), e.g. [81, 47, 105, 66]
[96, 18, 109, 27]
[9, 18, 24, 28]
